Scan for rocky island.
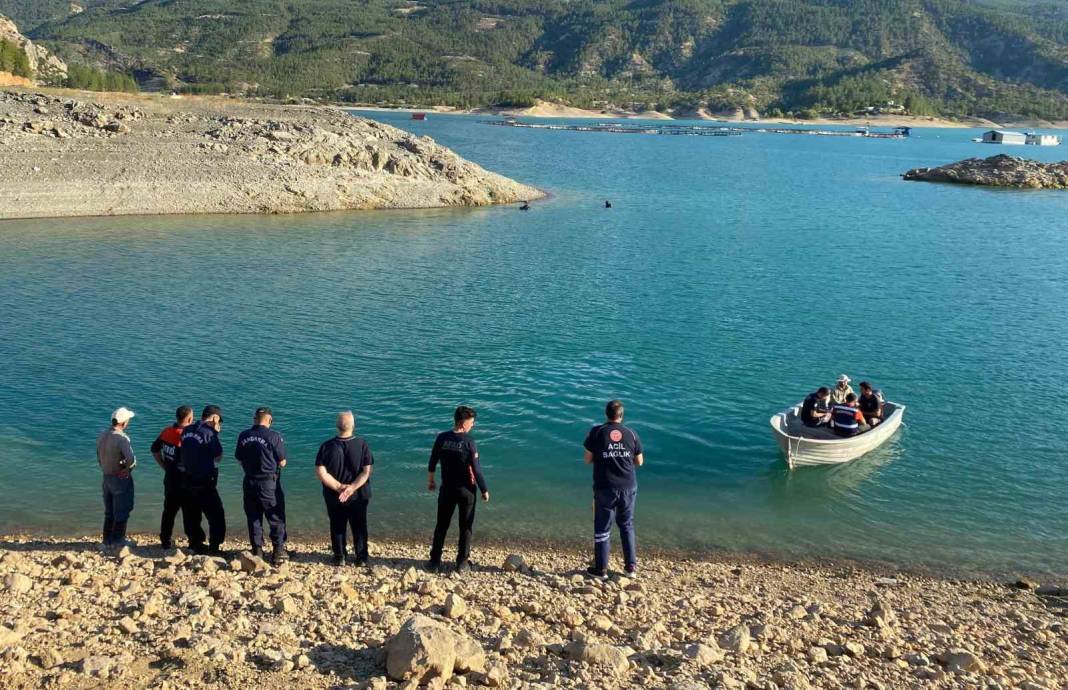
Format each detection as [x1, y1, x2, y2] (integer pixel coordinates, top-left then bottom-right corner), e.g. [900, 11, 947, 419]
[903, 155, 1068, 189]
[0, 90, 541, 220]
[1, 535, 1065, 690]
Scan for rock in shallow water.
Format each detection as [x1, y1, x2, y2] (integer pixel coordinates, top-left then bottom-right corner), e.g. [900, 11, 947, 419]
[903, 154, 1068, 189]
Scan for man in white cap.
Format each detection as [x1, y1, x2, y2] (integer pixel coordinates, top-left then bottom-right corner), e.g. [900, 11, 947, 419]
[831, 375, 855, 405]
[96, 407, 137, 552]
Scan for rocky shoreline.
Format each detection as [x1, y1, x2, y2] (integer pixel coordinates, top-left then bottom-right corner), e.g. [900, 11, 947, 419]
[0, 89, 542, 220]
[903, 155, 1068, 189]
[1, 535, 1065, 690]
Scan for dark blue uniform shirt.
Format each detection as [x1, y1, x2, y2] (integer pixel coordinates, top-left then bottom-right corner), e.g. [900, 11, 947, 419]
[235, 425, 287, 477]
[315, 435, 374, 501]
[178, 420, 223, 484]
[585, 422, 643, 490]
[428, 430, 487, 492]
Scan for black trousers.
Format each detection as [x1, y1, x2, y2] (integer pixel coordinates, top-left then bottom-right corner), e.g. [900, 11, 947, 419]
[243, 475, 286, 549]
[324, 492, 369, 561]
[429, 486, 477, 565]
[159, 471, 185, 547]
[182, 480, 226, 550]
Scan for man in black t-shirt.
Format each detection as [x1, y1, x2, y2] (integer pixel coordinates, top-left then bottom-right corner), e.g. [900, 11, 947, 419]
[858, 381, 884, 427]
[584, 399, 644, 579]
[801, 387, 832, 427]
[426, 405, 489, 573]
[315, 410, 375, 566]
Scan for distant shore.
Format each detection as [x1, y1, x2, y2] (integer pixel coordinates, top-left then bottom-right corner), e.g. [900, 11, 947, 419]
[1, 533, 1065, 689]
[347, 103, 1068, 131]
[0, 87, 542, 221]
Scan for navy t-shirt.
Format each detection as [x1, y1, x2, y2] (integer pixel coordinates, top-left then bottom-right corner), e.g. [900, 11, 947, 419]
[315, 436, 374, 501]
[585, 422, 643, 490]
[235, 425, 287, 477]
[428, 430, 487, 492]
[179, 420, 223, 484]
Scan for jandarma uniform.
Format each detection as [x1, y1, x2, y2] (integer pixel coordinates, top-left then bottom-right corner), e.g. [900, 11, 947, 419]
[316, 435, 374, 563]
[585, 422, 643, 572]
[428, 430, 487, 566]
[235, 424, 288, 552]
[150, 423, 186, 548]
[178, 421, 226, 552]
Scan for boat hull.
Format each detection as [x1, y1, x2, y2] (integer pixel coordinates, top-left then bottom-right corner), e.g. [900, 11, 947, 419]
[770, 401, 905, 468]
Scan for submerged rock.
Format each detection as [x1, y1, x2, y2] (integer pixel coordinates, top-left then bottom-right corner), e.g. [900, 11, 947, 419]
[903, 154, 1068, 189]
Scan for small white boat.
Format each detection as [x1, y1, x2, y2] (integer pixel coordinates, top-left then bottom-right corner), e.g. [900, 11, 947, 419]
[769, 401, 905, 468]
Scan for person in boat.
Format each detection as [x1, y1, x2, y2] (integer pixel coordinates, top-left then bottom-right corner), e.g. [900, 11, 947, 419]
[604, 200, 612, 208]
[801, 387, 832, 427]
[519, 201, 530, 211]
[858, 382, 883, 427]
[831, 374, 854, 404]
[831, 393, 869, 437]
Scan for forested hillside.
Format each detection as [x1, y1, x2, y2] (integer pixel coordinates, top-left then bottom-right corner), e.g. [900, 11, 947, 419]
[2, 0, 1066, 119]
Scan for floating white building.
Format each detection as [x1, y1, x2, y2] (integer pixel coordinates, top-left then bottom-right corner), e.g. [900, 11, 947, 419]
[981, 130, 1027, 145]
[1025, 133, 1062, 146]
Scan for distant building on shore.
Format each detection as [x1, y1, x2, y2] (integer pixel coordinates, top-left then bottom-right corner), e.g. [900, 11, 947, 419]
[981, 130, 1026, 145]
[1025, 132, 1061, 146]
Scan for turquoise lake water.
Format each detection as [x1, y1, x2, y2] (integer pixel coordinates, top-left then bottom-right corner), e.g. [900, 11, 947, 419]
[1, 113, 1066, 577]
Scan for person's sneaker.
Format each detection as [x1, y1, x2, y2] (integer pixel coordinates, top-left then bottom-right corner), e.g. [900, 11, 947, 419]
[623, 564, 638, 579]
[251, 546, 263, 558]
[330, 553, 345, 566]
[271, 548, 287, 567]
[425, 559, 442, 573]
[455, 560, 472, 574]
[160, 539, 172, 550]
[585, 566, 608, 580]
[207, 545, 224, 558]
[351, 558, 369, 568]
[189, 543, 208, 555]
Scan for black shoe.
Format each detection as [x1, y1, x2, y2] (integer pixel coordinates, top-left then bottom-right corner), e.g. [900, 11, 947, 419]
[160, 539, 172, 550]
[251, 546, 263, 558]
[455, 560, 472, 574]
[271, 548, 287, 567]
[425, 559, 441, 573]
[331, 553, 344, 567]
[207, 545, 223, 557]
[190, 543, 208, 555]
[586, 566, 608, 580]
[351, 558, 369, 568]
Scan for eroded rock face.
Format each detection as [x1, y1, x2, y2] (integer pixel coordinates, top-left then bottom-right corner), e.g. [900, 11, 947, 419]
[0, 15, 68, 81]
[903, 154, 1068, 189]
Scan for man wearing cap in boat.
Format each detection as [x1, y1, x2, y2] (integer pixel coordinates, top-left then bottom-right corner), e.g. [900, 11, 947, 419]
[831, 375, 855, 404]
[96, 406, 137, 552]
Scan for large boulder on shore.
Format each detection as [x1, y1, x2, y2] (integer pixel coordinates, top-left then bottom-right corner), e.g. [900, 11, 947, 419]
[383, 615, 488, 682]
[903, 154, 1068, 189]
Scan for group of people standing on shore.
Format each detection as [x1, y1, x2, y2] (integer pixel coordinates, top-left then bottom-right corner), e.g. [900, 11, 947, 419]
[800, 374, 884, 436]
[95, 400, 644, 578]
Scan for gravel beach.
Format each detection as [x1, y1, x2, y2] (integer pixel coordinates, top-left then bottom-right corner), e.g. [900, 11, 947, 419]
[0, 89, 542, 220]
[1, 534, 1065, 689]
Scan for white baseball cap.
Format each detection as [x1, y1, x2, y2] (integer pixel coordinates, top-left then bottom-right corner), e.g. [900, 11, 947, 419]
[837, 374, 851, 384]
[112, 407, 136, 424]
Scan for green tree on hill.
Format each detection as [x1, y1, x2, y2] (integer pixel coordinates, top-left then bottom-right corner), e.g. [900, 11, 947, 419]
[64, 63, 138, 92]
[0, 38, 32, 78]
